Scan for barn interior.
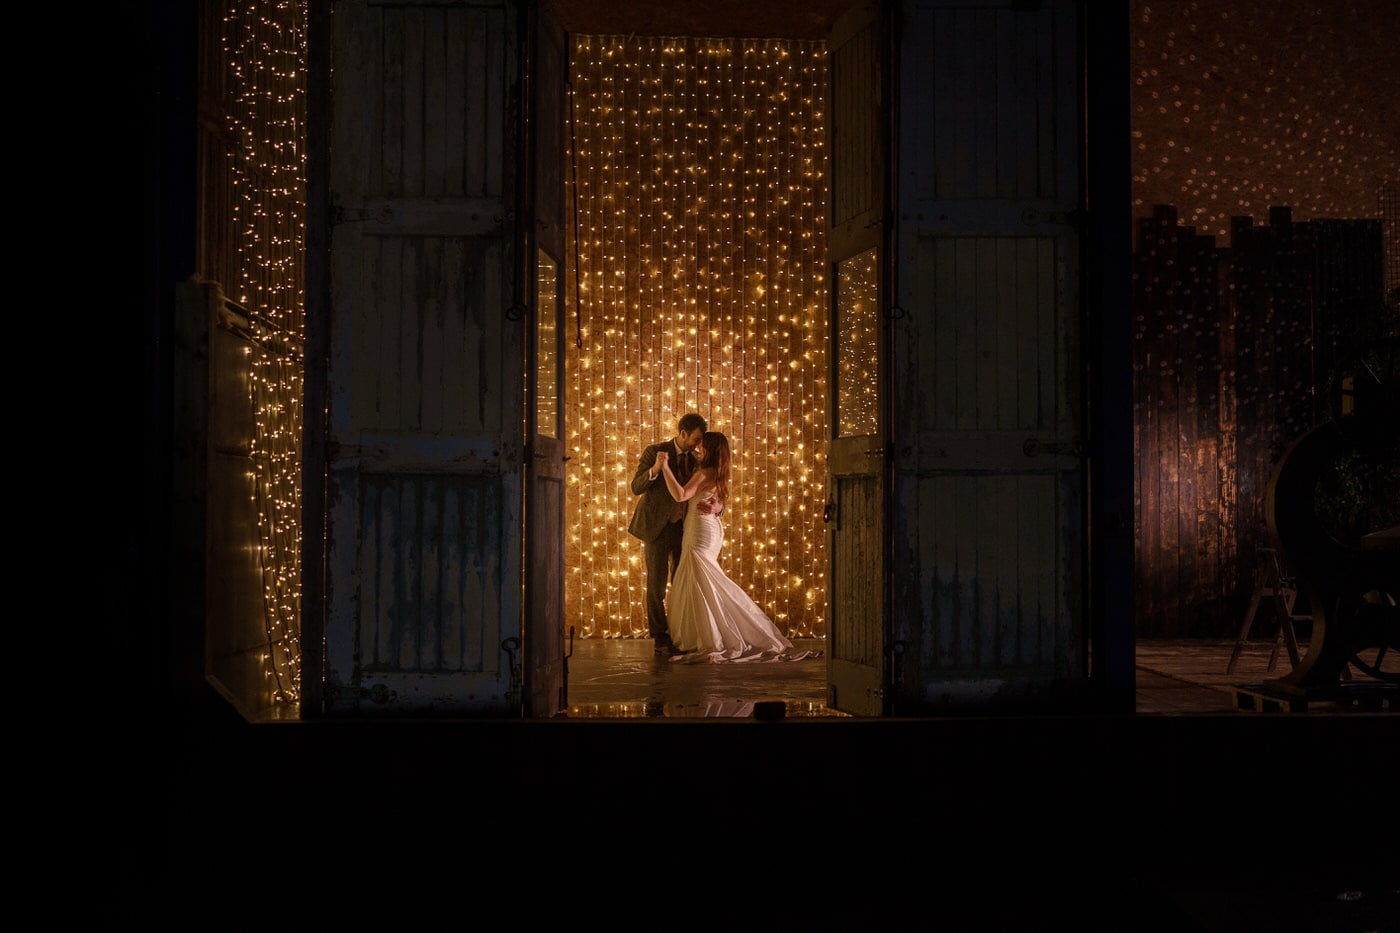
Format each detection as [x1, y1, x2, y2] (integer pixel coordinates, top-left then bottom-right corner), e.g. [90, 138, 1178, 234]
[555, 3, 850, 642]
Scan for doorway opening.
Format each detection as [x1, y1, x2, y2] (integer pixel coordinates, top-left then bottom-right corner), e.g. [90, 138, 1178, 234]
[560, 32, 834, 646]
[192, 1, 859, 721]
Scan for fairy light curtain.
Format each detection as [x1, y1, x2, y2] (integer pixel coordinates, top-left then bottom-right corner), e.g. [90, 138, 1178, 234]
[564, 36, 830, 639]
[220, 0, 306, 703]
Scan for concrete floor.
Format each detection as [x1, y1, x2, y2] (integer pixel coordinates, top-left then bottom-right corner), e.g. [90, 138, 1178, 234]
[561, 636, 1397, 718]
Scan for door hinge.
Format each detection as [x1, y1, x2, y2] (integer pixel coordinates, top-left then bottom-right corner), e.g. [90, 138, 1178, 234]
[502, 637, 523, 710]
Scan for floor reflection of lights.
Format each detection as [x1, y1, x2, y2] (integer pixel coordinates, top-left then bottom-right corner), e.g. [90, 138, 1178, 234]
[564, 698, 850, 719]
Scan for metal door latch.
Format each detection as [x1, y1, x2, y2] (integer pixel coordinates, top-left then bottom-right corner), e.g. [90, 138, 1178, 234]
[501, 637, 522, 709]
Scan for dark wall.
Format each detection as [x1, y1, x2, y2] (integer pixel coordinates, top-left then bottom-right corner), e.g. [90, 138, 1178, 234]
[1086, 0, 1136, 706]
[89, 2, 198, 714]
[93, 0, 205, 916]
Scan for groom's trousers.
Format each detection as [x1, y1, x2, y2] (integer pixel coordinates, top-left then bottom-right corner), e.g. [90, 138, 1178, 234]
[645, 517, 685, 642]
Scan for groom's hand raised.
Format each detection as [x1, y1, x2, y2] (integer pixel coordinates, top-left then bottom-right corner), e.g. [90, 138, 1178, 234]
[695, 496, 723, 516]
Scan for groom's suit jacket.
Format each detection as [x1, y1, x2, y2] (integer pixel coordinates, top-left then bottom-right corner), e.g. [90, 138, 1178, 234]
[627, 438, 695, 543]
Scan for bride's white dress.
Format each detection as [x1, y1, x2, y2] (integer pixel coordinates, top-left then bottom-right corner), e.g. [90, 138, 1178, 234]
[667, 489, 819, 663]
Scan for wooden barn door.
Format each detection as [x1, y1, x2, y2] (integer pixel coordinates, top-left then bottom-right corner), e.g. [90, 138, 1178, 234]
[524, 0, 568, 717]
[316, 0, 530, 715]
[889, 0, 1087, 713]
[825, 0, 893, 717]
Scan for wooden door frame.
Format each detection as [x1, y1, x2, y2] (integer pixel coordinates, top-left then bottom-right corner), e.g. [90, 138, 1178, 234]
[824, 0, 895, 716]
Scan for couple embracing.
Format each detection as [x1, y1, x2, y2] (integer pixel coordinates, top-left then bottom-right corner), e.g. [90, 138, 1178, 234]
[627, 412, 817, 663]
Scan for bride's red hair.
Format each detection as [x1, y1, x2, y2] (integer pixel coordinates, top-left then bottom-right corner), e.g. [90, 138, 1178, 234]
[701, 431, 730, 504]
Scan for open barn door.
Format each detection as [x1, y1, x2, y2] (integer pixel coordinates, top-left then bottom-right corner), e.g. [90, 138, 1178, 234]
[825, 0, 894, 716]
[826, 0, 1090, 716]
[889, 0, 1088, 712]
[311, 0, 530, 716]
[524, 0, 569, 717]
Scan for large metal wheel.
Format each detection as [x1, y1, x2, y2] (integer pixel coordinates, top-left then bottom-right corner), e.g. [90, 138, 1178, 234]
[1336, 585, 1398, 682]
[1261, 339, 1399, 700]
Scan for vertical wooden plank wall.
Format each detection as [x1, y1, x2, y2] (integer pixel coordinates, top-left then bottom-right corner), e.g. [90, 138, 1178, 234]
[1132, 206, 1228, 635]
[1133, 205, 1388, 637]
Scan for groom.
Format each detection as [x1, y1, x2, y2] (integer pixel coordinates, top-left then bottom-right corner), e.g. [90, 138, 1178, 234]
[628, 412, 714, 656]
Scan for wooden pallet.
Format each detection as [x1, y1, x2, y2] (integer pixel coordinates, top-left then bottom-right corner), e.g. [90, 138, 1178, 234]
[1333, 683, 1398, 713]
[1231, 684, 1309, 713]
[1231, 681, 1398, 713]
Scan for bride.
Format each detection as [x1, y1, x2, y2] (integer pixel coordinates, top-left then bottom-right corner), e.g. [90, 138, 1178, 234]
[656, 431, 819, 663]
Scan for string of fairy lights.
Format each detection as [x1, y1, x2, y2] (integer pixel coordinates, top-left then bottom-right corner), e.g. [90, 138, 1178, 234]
[222, 0, 306, 706]
[563, 36, 831, 639]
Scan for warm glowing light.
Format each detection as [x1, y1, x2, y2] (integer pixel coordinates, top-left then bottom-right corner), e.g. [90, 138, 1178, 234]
[222, 0, 306, 707]
[565, 35, 830, 639]
[1130, 0, 1398, 246]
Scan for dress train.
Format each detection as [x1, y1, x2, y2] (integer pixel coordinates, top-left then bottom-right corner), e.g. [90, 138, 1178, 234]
[666, 492, 820, 663]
